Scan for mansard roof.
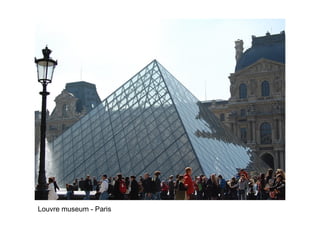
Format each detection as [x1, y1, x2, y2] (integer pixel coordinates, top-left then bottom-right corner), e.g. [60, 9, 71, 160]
[65, 81, 101, 113]
[235, 31, 285, 72]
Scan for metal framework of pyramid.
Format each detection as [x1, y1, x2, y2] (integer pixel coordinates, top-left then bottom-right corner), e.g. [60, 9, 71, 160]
[51, 60, 255, 185]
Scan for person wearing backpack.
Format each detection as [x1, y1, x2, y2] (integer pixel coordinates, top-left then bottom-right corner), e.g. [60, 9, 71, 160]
[113, 173, 126, 200]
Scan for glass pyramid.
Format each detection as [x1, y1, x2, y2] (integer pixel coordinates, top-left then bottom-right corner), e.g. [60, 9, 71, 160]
[50, 60, 256, 185]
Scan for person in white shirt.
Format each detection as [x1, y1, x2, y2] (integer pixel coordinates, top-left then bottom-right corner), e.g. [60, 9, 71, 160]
[99, 175, 109, 200]
[48, 177, 59, 200]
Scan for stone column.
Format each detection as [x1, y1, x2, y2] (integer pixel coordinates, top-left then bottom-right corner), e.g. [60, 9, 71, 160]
[252, 120, 256, 144]
[248, 121, 252, 143]
[272, 119, 277, 144]
[276, 119, 280, 141]
[275, 151, 280, 169]
[280, 150, 285, 170]
[279, 117, 284, 144]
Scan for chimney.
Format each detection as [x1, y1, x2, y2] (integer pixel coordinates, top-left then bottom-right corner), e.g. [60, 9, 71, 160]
[235, 39, 244, 62]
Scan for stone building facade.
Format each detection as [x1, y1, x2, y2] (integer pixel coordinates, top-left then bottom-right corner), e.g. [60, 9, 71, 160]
[35, 81, 101, 154]
[209, 31, 285, 170]
[45, 89, 86, 142]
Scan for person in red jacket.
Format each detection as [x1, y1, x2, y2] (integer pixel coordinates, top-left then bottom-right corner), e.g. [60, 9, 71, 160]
[184, 167, 195, 200]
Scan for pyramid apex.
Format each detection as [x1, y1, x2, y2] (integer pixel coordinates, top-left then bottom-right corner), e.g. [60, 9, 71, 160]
[146, 59, 159, 67]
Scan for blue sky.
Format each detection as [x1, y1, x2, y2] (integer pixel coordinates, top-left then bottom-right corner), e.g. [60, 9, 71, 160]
[35, 19, 285, 112]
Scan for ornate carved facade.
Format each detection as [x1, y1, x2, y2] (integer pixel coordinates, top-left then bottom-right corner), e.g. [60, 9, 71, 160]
[46, 89, 86, 142]
[209, 32, 285, 170]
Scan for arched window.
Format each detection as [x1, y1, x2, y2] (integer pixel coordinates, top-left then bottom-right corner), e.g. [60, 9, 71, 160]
[260, 122, 272, 144]
[239, 83, 247, 99]
[261, 81, 270, 97]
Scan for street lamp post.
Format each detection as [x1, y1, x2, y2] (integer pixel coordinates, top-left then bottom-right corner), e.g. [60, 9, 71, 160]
[35, 46, 57, 200]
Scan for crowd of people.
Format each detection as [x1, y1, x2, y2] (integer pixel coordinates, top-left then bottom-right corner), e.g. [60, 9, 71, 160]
[49, 167, 285, 200]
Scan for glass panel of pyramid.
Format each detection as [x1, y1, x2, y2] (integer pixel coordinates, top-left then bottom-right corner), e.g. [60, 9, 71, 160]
[50, 60, 256, 185]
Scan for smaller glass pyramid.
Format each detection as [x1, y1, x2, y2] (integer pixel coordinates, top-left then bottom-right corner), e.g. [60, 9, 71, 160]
[50, 60, 258, 185]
